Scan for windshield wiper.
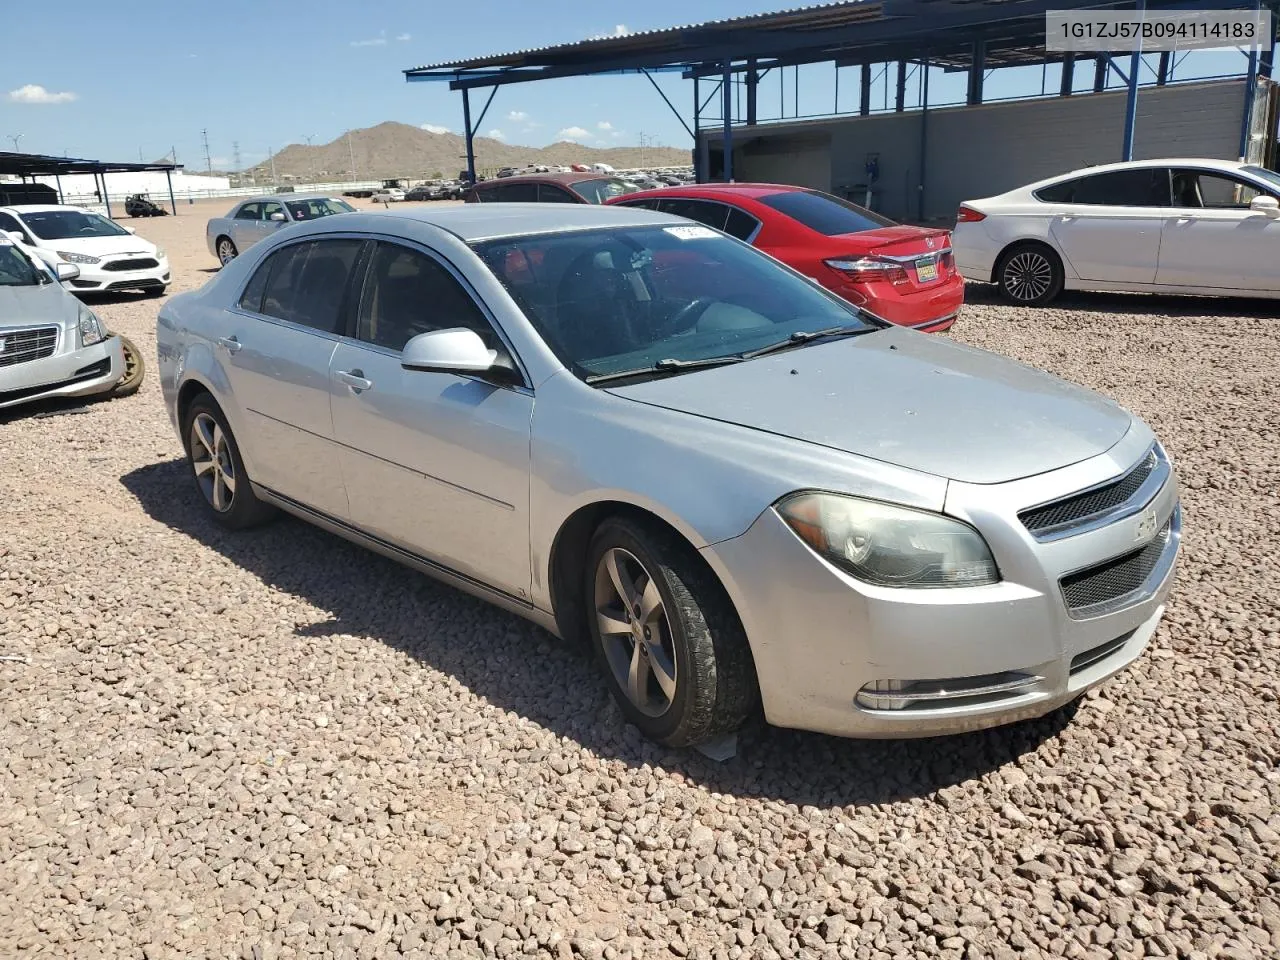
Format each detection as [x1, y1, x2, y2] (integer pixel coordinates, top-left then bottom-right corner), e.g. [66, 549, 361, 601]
[742, 324, 873, 359]
[585, 355, 745, 385]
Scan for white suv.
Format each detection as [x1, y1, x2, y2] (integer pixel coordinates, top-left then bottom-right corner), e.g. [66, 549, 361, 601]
[0, 205, 170, 296]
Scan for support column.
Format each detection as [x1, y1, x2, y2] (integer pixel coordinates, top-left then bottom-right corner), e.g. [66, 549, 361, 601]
[1060, 53, 1075, 96]
[55, 173, 64, 204]
[461, 87, 476, 184]
[166, 169, 177, 215]
[895, 61, 907, 112]
[918, 57, 930, 222]
[1240, 43, 1260, 159]
[1121, 0, 1146, 161]
[693, 75, 703, 183]
[103, 174, 113, 218]
[1094, 56, 1108, 92]
[722, 63, 733, 182]
[746, 60, 758, 125]
[967, 40, 986, 105]
[1156, 51, 1171, 85]
[860, 63, 871, 116]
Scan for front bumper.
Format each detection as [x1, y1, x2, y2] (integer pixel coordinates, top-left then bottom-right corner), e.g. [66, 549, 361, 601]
[700, 431, 1181, 739]
[0, 335, 124, 410]
[65, 257, 170, 293]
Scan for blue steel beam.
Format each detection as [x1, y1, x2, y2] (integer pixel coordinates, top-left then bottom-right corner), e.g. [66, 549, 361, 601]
[967, 39, 986, 104]
[722, 64, 733, 181]
[1121, 0, 1146, 161]
[1060, 53, 1076, 95]
[641, 68, 695, 140]
[860, 62, 871, 115]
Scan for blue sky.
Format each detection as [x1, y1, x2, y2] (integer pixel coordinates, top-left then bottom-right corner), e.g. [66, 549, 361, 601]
[0, 0, 1254, 171]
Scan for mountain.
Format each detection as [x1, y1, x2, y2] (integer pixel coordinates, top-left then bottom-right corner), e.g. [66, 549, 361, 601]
[243, 121, 690, 181]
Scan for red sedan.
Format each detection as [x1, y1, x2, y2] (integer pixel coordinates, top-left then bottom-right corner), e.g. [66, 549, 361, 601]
[607, 183, 963, 332]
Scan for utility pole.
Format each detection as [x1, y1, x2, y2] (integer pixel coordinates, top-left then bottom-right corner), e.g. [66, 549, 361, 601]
[303, 134, 316, 184]
[346, 131, 357, 182]
[232, 141, 242, 173]
[201, 128, 212, 175]
[139, 146, 144, 163]
[267, 147, 278, 186]
[8, 133, 24, 152]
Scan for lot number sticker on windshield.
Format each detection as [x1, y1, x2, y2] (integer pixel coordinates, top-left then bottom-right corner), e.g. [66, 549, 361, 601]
[664, 225, 718, 241]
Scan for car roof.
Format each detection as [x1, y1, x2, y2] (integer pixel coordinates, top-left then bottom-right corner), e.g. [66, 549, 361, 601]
[316, 203, 681, 242]
[238, 193, 344, 204]
[0, 204, 99, 214]
[1023, 157, 1254, 190]
[477, 172, 614, 187]
[616, 182, 805, 202]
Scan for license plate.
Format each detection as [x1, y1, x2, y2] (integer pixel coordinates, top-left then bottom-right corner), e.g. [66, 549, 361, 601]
[916, 258, 938, 282]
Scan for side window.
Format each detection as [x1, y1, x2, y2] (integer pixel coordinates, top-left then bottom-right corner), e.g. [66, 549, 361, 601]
[1171, 169, 1267, 208]
[659, 198, 730, 231]
[260, 239, 364, 334]
[235, 203, 262, 221]
[615, 198, 662, 211]
[261, 201, 285, 221]
[238, 255, 273, 312]
[356, 242, 496, 352]
[0, 212, 31, 243]
[472, 185, 497, 203]
[497, 182, 538, 202]
[724, 207, 762, 241]
[537, 184, 578, 203]
[1034, 179, 1078, 203]
[1051, 169, 1170, 206]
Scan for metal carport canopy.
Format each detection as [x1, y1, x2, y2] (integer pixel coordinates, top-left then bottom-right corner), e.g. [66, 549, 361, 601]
[404, 0, 1274, 184]
[0, 151, 184, 216]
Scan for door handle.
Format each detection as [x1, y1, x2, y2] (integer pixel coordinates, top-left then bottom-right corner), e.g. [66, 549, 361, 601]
[336, 369, 373, 392]
[217, 336, 242, 354]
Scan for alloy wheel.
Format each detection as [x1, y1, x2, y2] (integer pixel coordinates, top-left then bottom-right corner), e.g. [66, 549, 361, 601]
[594, 547, 678, 717]
[189, 412, 237, 512]
[1003, 251, 1053, 302]
[217, 240, 236, 266]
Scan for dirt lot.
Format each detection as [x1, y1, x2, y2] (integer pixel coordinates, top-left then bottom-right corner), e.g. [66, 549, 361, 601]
[1, 203, 1278, 960]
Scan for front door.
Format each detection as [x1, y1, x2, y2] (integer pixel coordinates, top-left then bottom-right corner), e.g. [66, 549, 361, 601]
[329, 239, 533, 598]
[222, 236, 365, 518]
[1156, 168, 1280, 292]
[1045, 167, 1171, 284]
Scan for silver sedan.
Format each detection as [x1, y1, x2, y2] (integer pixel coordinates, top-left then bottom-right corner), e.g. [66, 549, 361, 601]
[205, 194, 355, 266]
[157, 205, 1181, 748]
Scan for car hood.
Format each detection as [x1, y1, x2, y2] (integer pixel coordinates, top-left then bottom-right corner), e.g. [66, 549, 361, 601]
[0, 281, 79, 330]
[605, 327, 1134, 484]
[36, 234, 156, 257]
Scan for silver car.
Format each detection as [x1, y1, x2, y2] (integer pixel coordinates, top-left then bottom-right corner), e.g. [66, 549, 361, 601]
[206, 194, 356, 266]
[157, 205, 1181, 748]
[0, 234, 125, 410]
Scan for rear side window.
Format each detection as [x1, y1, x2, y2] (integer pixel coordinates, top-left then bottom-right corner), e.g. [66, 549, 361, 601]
[1035, 169, 1170, 206]
[259, 238, 364, 334]
[724, 208, 762, 241]
[658, 198, 730, 231]
[537, 184, 578, 203]
[238, 257, 272, 312]
[757, 190, 896, 236]
[615, 198, 662, 211]
[497, 183, 538, 202]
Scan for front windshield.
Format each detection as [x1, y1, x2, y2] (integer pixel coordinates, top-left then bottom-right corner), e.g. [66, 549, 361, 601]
[20, 210, 130, 241]
[0, 241, 44, 286]
[472, 224, 878, 380]
[1242, 165, 1280, 192]
[570, 178, 640, 204]
[286, 198, 354, 220]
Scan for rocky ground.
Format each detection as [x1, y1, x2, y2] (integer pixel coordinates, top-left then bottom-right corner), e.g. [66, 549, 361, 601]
[1, 208, 1277, 959]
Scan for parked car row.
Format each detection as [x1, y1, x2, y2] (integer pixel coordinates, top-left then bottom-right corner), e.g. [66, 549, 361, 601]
[158, 202, 1182, 749]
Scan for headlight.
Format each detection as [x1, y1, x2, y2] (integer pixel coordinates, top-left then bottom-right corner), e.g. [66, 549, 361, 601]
[153, 246, 166, 260]
[57, 251, 100, 265]
[777, 492, 999, 588]
[78, 306, 107, 346]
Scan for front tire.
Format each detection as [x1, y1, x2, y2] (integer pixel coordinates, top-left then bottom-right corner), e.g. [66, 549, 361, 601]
[996, 242, 1064, 305]
[108, 334, 145, 398]
[216, 236, 238, 267]
[585, 517, 758, 748]
[181, 394, 276, 530]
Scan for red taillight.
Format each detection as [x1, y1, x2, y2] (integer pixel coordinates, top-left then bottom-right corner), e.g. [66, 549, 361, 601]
[956, 205, 986, 223]
[824, 256, 908, 283]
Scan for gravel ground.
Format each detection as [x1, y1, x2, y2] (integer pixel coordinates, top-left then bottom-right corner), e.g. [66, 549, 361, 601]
[2, 207, 1278, 960]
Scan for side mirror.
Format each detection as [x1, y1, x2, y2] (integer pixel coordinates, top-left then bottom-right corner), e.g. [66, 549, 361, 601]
[401, 328, 519, 384]
[1250, 195, 1280, 216]
[269, 211, 287, 222]
[124, 225, 137, 234]
[55, 262, 80, 282]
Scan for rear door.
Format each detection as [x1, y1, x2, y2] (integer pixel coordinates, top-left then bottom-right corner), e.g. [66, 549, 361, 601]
[1042, 168, 1170, 283]
[1156, 168, 1280, 292]
[230, 203, 263, 250]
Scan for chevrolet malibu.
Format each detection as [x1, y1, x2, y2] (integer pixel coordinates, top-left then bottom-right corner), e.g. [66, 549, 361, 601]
[157, 206, 1181, 748]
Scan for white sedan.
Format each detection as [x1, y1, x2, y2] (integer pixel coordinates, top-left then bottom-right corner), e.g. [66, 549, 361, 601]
[952, 158, 1280, 304]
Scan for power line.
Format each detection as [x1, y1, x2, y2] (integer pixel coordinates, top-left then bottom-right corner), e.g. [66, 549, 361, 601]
[232, 141, 242, 173]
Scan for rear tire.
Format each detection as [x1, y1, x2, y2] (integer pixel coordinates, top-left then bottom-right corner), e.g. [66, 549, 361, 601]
[109, 334, 145, 398]
[585, 516, 758, 748]
[996, 242, 1064, 306]
[216, 236, 238, 267]
[181, 393, 276, 530]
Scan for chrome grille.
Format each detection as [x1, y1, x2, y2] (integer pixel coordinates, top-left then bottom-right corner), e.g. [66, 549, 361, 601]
[103, 257, 159, 272]
[0, 326, 58, 368]
[1020, 446, 1161, 539]
[1060, 517, 1172, 617]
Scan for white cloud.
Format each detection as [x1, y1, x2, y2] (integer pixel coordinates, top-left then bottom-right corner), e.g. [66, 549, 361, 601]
[596, 121, 613, 131]
[588, 24, 630, 39]
[421, 123, 451, 135]
[350, 33, 387, 47]
[487, 129, 506, 140]
[507, 110, 529, 122]
[8, 84, 77, 105]
[395, 33, 411, 41]
[557, 126, 591, 141]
